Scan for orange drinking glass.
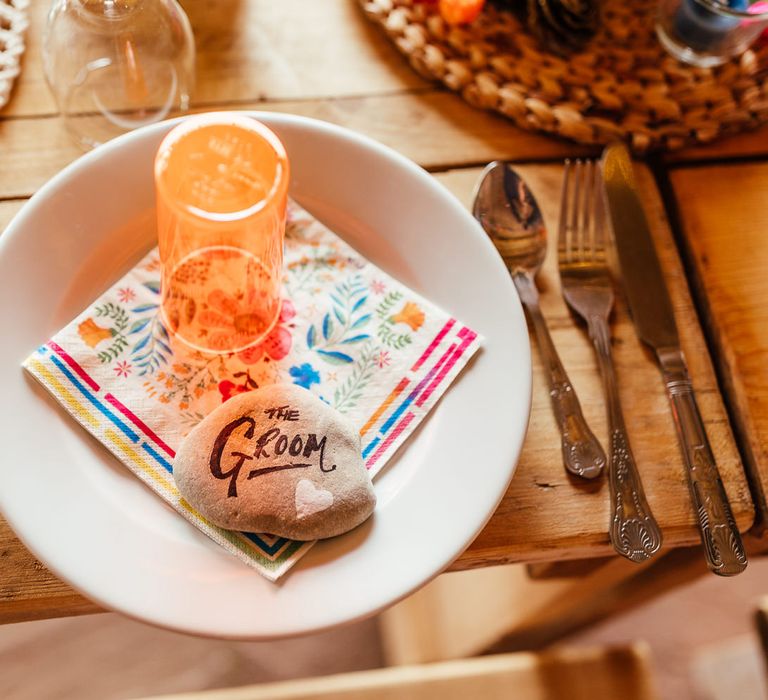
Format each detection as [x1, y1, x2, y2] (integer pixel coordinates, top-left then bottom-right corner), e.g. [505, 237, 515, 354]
[154, 113, 289, 354]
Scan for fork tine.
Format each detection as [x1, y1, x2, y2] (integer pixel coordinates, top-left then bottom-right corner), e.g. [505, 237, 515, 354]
[579, 160, 593, 262]
[584, 160, 595, 261]
[585, 160, 600, 260]
[571, 160, 583, 262]
[558, 159, 574, 263]
[593, 163, 607, 254]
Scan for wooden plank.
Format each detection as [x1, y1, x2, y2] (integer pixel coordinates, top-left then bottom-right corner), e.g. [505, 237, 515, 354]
[445, 163, 752, 570]
[6, 0, 766, 164]
[526, 558, 612, 579]
[0, 93, 586, 199]
[0, 516, 98, 624]
[0, 161, 751, 623]
[0, 201, 24, 233]
[1, 0, 428, 118]
[669, 162, 768, 525]
[134, 645, 657, 700]
[667, 125, 768, 163]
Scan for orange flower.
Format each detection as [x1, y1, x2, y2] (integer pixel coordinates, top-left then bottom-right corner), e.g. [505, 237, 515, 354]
[197, 288, 277, 352]
[236, 300, 295, 365]
[439, 0, 485, 24]
[78, 318, 113, 348]
[392, 302, 425, 331]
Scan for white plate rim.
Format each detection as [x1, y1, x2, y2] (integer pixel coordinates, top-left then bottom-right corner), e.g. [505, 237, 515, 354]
[0, 113, 531, 639]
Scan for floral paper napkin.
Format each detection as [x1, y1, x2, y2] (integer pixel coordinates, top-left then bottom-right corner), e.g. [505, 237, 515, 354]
[23, 201, 482, 581]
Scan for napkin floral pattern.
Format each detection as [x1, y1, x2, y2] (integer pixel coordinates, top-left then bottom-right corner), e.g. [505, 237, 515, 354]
[23, 201, 482, 581]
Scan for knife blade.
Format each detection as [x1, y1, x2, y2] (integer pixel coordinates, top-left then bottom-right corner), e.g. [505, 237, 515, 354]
[601, 142, 747, 576]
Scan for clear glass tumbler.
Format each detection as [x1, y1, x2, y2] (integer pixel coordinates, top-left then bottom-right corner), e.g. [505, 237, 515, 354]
[43, 0, 195, 150]
[155, 113, 290, 355]
[656, 0, 768, 67]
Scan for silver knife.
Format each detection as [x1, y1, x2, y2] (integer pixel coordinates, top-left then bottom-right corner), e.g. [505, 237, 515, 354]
[601, 143, 747, 576]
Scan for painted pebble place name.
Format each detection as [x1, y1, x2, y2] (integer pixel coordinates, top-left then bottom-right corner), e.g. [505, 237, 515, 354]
[174, 383, 376, 540]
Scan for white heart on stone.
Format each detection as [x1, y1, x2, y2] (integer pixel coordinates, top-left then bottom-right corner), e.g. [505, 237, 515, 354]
[295, 479, 334, 519]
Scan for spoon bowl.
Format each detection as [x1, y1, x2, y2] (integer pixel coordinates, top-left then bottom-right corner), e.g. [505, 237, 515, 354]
[472, 161, 547, 276]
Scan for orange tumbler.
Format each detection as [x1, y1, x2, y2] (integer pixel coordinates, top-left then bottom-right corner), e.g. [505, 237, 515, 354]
[154, 113, 289, 354]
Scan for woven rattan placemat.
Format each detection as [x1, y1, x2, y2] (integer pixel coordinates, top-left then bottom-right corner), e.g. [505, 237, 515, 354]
[0, 0, 28, 109]
[359, 0, 768, 151]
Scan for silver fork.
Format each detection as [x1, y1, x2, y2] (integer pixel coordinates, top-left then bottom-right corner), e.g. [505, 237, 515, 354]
[558, 160, 663, 563]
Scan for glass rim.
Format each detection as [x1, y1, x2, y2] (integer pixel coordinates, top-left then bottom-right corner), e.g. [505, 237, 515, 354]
[71, 0, 144, 23]
[154, 112, 290, 224]
[693, 0, 768, 19]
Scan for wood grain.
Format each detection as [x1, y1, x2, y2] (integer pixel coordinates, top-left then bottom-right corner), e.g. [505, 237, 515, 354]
[4, 0, 763, 159]
[0, 519, 98, 624]
[9, 88, 768, 198]
[664, 124, 768, 163]
[1, 0, 428, 118]
[135, 645, 657, 700]
[669, 163, 768, 524]
[0, 92, 586, 200]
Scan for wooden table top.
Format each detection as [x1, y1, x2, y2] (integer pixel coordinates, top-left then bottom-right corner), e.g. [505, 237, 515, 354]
[669, 163, 768, 527]
[0, 0, 763, 623]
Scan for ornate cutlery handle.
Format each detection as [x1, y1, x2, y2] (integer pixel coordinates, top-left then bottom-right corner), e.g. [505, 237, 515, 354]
[589, 318, 662, 562]
[513, 272, 605, 479]
[658, 348, 747, 576]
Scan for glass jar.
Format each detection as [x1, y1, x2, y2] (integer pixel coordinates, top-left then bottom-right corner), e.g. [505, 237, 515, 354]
[656, 0, 768, 67]
[43, 0, 195, 149]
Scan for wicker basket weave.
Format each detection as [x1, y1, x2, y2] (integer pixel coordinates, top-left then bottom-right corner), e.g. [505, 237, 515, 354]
[0, 0, 28, 109]
[359, 0, 768, 152]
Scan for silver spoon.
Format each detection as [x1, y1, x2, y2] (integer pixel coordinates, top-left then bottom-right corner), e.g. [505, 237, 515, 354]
[473, 161, 606, 480]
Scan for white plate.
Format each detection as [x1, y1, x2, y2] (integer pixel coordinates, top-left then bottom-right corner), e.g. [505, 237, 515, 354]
[0, 113, 530, 639]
